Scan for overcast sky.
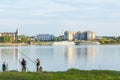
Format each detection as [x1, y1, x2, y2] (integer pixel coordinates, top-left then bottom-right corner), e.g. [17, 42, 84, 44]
[0, 0, 120, 36]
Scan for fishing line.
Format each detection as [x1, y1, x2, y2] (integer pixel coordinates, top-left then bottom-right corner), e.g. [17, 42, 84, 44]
[18, 49, 36, 65]
[18, 48, 42, 72]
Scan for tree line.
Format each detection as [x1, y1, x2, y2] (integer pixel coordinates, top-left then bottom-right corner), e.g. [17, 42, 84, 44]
[0, 35, 29, 43]
[98, 37, 120, 44]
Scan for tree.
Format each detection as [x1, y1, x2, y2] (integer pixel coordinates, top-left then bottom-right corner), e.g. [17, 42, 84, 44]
[116, 37, 120, 43]
[0, 36, 4, 42]
[54, 37, 59, 41]
[4, 36, 12, 42]
[19, 35, 29, 43]
[98, 38, 108, 44]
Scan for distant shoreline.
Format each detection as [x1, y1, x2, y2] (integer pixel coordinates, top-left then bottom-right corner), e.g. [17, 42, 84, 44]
[0, 42, 120, 46]
[0, 43, 29, 46]
[0, 42, 52, 46]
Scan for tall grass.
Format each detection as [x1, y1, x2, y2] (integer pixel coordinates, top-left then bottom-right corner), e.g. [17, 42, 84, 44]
[0, 69, 120, 80]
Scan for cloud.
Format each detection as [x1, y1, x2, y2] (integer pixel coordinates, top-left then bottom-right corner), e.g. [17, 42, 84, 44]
[0, 0, 119, 22]
[0, 0, 120, 36]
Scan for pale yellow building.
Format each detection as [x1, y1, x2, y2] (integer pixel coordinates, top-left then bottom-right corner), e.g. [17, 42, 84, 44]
[86, 31, 96, 40]
[64, 31, 75, 41]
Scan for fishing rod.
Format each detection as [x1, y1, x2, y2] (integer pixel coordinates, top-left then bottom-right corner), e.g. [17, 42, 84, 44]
[18, 50, 36, 65]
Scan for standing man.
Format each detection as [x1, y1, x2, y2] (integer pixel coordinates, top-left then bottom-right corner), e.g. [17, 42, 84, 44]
[35, 59, 40, 72]
[21, 58, 26, 72]
[2, 62, 7, 72]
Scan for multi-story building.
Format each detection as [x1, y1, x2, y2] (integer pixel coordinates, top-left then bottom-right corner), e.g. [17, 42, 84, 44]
[86, 31, 96, 40]
[80, 31, 87, 40]
[64, 31, 75, 41]
[74, 31, 81, 40]
[0, 29, 19, 42]
[79, 31, 96, 40]
[36, 34, 54, 41]
[64, 30, 96, 41]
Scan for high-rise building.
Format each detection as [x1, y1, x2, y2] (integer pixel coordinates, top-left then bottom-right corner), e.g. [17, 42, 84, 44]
[74, 31, 81, 40]
[80, 31, 87, 40]
[86, 31, 96, 40]
[64, 31, 75, 41]
[64, 30, 96, 41]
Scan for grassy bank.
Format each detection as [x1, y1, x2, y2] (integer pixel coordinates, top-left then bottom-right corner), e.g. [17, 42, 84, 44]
[0, 69, 120, 80]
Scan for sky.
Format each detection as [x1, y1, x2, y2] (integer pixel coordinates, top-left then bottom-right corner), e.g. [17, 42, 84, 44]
[0, 0, 120, 36]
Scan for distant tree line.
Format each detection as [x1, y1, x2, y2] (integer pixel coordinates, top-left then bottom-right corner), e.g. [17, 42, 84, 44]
[53, 36, 64, 41]
[0, 36, 12, 43]
[98, 37, 120, 44]
[0, 35, 29, 43]
[18, 35, 29, 43]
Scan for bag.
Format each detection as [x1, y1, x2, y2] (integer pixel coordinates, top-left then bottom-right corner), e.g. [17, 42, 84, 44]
[22, 60, 26, 65]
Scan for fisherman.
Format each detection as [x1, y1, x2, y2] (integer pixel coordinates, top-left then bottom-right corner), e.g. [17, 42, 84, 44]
[2, 62, 7, 72]
[35, 59, 40, 72]
[21, 58, 26, 72]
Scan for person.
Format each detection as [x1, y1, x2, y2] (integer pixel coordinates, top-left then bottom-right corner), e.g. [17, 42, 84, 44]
[35, 59, 40, 72]
[2, 62, 7, 72]
[21, 58, 26, 72]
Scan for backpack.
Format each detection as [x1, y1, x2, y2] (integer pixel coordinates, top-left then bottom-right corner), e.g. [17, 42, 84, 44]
[22, 60, 26, 65]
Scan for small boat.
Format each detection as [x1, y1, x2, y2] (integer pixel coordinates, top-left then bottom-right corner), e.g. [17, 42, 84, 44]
[77, 41, 100, 45]
[51, 41, 75, 46]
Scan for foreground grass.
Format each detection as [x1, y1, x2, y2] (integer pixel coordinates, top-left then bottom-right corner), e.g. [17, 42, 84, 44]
[0, 69, 120, 80]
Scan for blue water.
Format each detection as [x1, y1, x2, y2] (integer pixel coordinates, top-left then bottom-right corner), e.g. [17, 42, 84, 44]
[0, 45, 120, 72]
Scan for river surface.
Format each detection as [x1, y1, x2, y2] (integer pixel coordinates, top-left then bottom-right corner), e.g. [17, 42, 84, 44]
[0, 45, 120, 72]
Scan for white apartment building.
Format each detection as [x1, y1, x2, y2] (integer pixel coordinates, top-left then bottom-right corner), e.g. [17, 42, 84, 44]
[64, 31, 75, 41]
[36, 34, 54, 41]
[64, 30, 96, 41]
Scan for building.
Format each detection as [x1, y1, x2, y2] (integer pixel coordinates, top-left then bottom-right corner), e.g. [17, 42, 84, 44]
[36, 34, 54, 41]
[86, 31, 96, 40]
[0, 29, 19, 42]
[64, 31, 75, 41]
[81, 31, 96, 40]
[80, 31, 87, 40]
[64, 30, 96, 41]
[74, 31, 81, 40]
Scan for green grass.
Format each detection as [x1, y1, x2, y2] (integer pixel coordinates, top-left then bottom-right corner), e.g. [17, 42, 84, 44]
[0, 69, 120, 80]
